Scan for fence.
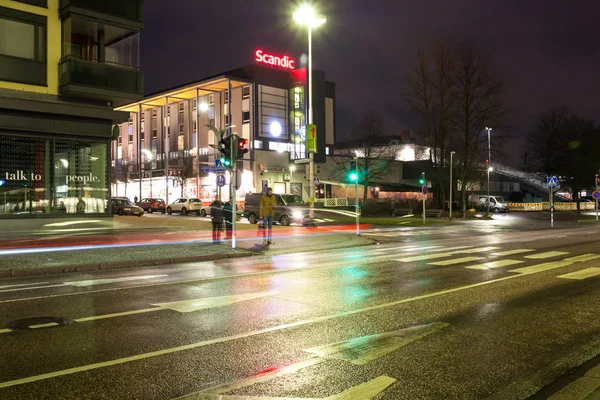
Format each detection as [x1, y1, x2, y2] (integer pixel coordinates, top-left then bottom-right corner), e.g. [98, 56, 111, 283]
[314, 198, 349, 207]
[508, 202, 596, 211]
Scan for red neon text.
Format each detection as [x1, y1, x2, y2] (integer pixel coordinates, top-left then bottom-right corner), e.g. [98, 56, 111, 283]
[255, 49, 295, 70]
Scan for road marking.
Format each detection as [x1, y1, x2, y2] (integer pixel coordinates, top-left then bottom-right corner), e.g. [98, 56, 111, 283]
[177, 376, 396, 400]
[0, 274, 169, 293]
[398, 253, 455, 262]
[557, 267, 600, 280]
[490, 249, 535, 256]
[454, 247, 500, 254]
[29, 322, 59, 329]
[152, 291, 276, 313]
[0, 282, 50, 289]
[429, 257, 484, 266]
[548, 376, 600, 400]
[464, 259, 524, 270]
[304, 322, 448, 365]
[525, 251, 569, 259]
[74, 291, 277, 323]
[564, 254, 600, 263]
[0, 328, 12, 334]
[0, 274, 525, 389]
[509, 261, 573, 274]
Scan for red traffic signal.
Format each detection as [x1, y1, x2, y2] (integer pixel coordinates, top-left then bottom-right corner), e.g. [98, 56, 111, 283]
[236, 137, 248, 160]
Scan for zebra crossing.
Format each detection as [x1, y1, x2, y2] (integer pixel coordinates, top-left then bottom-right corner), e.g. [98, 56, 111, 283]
[391, 244, 600, 280]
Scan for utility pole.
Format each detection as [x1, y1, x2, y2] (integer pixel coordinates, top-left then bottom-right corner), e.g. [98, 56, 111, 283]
[595, 174, 598, 222]
[355, 155, 359, 236]
[422, 171, 426, 224]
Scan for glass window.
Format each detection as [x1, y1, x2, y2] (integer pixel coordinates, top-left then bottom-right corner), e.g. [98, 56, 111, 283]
[128, 124, 133, 143]
[0, 17, 44, 61]
[242, 111, 250, 123]
[179, 123, 184, 134]
[152, 129, 157, 139]
[242, 86, 250, 99]
[152, 109, 157, 119]
[192, 98, 197, 110]
[193, 121, 197, 132]
[179, 103, 184, 113]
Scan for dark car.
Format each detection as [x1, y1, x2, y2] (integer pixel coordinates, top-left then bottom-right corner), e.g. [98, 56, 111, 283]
[242, 193, 308, 226]
[136, 197, 166, 213]
[110, 198, 144, 216]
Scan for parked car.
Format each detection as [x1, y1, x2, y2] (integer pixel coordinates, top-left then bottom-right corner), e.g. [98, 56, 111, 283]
[136, 198, 166, 213]
[242, 193, 308, 226]
[474, 195, 509, 213]
[166, 198, 208, 216]
[110, 198, 144, 216]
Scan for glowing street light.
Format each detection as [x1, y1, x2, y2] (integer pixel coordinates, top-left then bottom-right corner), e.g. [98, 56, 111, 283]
[293, 4, 326, 219]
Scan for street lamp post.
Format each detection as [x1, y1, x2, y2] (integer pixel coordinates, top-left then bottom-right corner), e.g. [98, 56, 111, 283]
[141, 149, 153, 198]
[486, 127, 492, 216]
[293, 5, 326, 220]
[289, 165, 296, 194]
[450, 151, 455, 219]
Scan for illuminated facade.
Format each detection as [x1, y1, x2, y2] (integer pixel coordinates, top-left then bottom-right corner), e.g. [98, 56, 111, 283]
[113, 60, 336, 204]
[0, 0, 143, 216]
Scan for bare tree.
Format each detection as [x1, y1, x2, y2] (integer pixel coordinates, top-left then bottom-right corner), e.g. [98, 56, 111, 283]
[332, 110, 391, 202]
[453, 44, 508, 217]
[527, 106, 569, 175]
[406, 40, 456, 207]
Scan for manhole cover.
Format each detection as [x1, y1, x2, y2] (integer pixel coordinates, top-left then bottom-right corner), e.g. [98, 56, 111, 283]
[7, 316, 72, 330]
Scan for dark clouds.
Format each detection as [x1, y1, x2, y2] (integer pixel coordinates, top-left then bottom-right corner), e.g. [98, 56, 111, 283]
[142, 0, 600, 166]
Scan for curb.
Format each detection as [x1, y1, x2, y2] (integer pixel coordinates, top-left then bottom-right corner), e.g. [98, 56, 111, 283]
[0, 251, 254, 278]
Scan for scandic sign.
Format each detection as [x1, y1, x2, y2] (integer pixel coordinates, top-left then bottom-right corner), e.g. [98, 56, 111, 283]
[255, 49, 295, 70]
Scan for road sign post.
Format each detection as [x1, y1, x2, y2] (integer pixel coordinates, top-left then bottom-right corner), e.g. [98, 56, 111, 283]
[422, 174, 427, 224]
[594, 174, 599, 222]
[547, 176, 557, 228]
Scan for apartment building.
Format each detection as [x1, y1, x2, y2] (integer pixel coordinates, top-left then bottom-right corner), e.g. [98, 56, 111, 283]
[113, 53, 335, 204]
[0, 0, 143, 215]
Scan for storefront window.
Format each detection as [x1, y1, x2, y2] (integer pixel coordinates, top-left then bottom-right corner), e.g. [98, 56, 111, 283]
[0, 134, 108, 215]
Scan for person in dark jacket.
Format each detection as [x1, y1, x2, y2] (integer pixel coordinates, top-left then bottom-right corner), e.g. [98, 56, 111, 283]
[210, 198, 224, 243]
[223, 201, 233, 240]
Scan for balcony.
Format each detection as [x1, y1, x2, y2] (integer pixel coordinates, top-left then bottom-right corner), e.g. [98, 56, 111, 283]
[60, 0, 143, 28]
[59, 55, 143, 108]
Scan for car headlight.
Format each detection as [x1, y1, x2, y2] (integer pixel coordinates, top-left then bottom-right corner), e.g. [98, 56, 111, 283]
[293, 211, 303, 219]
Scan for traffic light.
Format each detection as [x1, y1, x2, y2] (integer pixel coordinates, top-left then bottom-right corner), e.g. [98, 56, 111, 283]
[218, 136, 232, 168]
[236, 137, 248, 160]
[349, 160, 358, 182]
[418, 174, 425, 185]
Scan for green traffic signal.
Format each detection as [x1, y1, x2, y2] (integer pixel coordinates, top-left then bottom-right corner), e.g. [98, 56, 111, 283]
[349, 172, 358, 182]
[220, 157, 231, 167]
[418, 178, 425, 185]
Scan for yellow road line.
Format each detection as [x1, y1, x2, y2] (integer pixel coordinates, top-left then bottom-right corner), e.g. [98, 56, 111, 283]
[464, 259, 524, 270]
[29, 322, 59, 329]
[509, 261, 573, 274]
[490, 249, 535, 256]
[525, 251, 569, 259]
[564, 254, 600, 263]
[429, 257, 484, 266]
[454, 247, 500, 254]
[0, 328, 12, 334]
[557, 267, 600, 280]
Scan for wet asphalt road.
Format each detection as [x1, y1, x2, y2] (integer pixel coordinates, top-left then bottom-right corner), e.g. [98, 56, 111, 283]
[1, 223, 600, 399]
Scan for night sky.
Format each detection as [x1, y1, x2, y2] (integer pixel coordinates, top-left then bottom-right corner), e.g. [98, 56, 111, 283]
[142, 0, 600, 167]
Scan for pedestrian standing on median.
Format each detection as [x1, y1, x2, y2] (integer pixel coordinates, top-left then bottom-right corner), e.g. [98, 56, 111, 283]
[223, 200, 233, 240]
[259, 187, 277, 245]
[210, 198, 224, 244]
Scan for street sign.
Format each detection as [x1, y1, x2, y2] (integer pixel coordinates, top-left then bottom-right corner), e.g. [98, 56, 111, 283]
[422, 185, 428, 195]
[216, 174, 226, 187]
[294, 158, 310, 164]
[314, 177, 320, 185]
[593, 190, 600, 200]
[547, 176, 558, 187]
[306, 124, 317, 153]
[262, 180, 268, 193]
[203, 167, 227, 173]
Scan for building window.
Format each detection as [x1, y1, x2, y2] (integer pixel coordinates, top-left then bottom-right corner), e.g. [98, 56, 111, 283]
[192, 133, 197, 149]
[224, 91, 229, 103]
[118, 136, 122, 145]
[179, 103, 184, 113]
[178, 123, 184, 134]
[128, 115, 133, 123]
[253, 140, 263, 150]
[193, 120, 197, 132]
[208, 118, 215, 127]
[325, 147, 329, 155]
[152, 129, 157, 139]
[242, 111, 250, 123]
[140, 112, 144, 122]
[192, 98, 197, 110]
[208, 94, 214, 106]
[242, 86, 250, 99]
[225, 115, 230, 125]
[128, 124, 133, 143]
[0, 17, 45, 62]
[152, 109, 157, 119]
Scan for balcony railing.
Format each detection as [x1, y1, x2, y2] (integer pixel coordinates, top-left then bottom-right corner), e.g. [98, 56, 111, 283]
[59, 55, 143, 106]
[60, 0, 143, 25]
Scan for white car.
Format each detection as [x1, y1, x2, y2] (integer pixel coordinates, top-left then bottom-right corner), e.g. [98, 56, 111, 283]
[166, 198, 208, 216]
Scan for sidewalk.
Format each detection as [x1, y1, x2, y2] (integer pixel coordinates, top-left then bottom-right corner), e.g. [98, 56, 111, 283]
[0, 228, 375, 278]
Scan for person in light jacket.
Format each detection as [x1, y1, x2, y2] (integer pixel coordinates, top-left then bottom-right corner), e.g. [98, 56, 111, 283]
[259, 187, 277, 245]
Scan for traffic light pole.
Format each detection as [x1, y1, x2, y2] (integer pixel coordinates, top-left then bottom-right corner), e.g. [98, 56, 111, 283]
[422, 172, 426, 224]
[355, 156, 359, 236]
[230, 135, 237, 249]
[595, 174, 598, 222]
